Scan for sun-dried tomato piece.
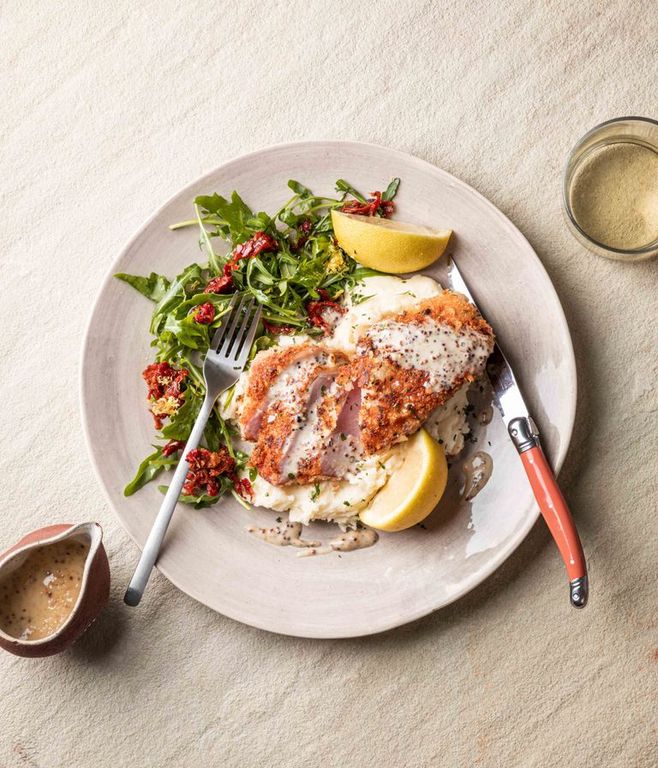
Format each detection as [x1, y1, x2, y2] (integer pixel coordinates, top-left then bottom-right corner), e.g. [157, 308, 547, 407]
[292, 219, 313, 251]
[142, 362, 189, 429]
[306, 289, 346, 334]
[263, 319, 297, 335]
[229, 231, 278, 265]
[234, 477, 254, 500]
[340, 190, 394, 218]
[206, 274, 234, 294]
[193, 302, 216, 324]
[162, 440, 185, 457]
[183, 447, 236, 497]
[205, 231, 278, 294]
[379, 199, 395, 218]
[224, 231, 279, 277]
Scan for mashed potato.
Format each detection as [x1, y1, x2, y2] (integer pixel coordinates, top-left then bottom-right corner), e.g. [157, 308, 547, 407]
[328, 275, 443, 355]
[249, 450, 403, 527]
[225, 275, 472, 525]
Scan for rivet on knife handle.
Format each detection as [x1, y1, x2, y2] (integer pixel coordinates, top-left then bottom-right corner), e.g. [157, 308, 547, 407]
[508, 416, 539, 453]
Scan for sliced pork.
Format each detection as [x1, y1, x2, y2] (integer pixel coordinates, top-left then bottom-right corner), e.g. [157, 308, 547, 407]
[241, 344, 349, 485]
[239, 344, 339, 441]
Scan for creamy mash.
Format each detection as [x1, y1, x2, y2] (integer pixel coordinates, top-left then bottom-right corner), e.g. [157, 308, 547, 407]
[328, 275, 444, 354]
[249, 450, 403, 527]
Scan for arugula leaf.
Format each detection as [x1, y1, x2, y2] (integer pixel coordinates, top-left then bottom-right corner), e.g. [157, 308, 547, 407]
[194, 203, 221, 274]
[287, 179, 313, 196]
[124, 447, 177, 496]
[195, 191, 262, 243]
[157, 485, 223, 509]
[161, 390, 202, 440]
[203, 413, 224, 452]
[160, 315, 209, 350]
[335, 179, 367, 202]
[115, 272, 170, 301]
[150, 264, 205, 335]
[249, 335, 275, 359]
[382, 177, 401, 202]
[349, 266, 385, 283]
[156, 292, 232, 350]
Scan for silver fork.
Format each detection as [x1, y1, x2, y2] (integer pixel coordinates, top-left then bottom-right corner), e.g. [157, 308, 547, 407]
[124, 295, 262, 607]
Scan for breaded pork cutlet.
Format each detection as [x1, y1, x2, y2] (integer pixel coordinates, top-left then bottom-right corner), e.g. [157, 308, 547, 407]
[352, 291, 494, 454]
[242, 291, 493, 486]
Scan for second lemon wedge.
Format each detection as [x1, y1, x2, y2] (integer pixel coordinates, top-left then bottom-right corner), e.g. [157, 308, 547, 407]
[359, 429, 448, 532]
[331, 210, 452, 273]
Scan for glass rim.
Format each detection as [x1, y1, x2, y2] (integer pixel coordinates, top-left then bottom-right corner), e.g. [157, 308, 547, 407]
[562, 116, 658, 257]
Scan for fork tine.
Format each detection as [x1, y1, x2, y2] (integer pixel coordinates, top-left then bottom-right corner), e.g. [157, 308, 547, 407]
[234, 303, 262, 364]
[210, 294, 239, 351]
[230, 299, 255, 359]
[218, 295, 251, 357]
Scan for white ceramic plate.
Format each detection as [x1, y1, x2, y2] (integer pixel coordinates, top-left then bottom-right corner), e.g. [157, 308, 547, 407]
[81, 141, 576, 638]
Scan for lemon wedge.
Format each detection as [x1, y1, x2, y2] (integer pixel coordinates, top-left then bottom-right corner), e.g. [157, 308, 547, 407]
[331, 210, 452, 273]
[359, 429, 448, 532]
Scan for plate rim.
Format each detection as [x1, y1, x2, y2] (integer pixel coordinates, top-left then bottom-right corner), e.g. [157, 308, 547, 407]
[80, 139, 577, 638]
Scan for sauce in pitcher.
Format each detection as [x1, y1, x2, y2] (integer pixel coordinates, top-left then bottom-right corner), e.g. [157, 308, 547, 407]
[0, 539, 89, 641]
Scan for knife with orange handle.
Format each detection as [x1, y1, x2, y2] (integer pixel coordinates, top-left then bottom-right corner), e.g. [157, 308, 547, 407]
[448, 258, 588, 607]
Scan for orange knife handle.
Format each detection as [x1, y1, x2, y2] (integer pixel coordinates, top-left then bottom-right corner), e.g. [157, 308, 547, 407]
[508, 415, 588, 608]
[519, 443, 588, 607]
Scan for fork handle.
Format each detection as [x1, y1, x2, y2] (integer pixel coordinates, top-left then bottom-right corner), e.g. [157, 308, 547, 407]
[124, 396, 215, 606]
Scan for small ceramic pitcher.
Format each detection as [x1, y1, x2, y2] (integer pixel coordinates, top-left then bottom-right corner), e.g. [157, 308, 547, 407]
[0, 522, 110, 657]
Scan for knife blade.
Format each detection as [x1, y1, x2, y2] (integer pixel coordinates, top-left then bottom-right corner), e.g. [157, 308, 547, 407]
[448, 261, 536, 446]
[447, 257, 588, 608]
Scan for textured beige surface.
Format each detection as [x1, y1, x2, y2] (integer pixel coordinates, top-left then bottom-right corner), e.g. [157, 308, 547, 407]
[0, 1, 656, 766]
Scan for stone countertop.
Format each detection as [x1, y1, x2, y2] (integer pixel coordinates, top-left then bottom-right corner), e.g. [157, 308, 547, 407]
[0, 1, 655, 766]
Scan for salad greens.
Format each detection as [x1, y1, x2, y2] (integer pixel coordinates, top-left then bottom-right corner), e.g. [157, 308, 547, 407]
[116, 177, 400, 507]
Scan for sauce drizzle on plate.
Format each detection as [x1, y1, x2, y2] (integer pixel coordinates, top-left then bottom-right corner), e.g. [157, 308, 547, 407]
[248, 520, 378, 556]
[461, 451, 493, 501]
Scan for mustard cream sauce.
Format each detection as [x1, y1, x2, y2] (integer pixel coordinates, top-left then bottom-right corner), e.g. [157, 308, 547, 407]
[298, 526, 379, 557]
[0, 539, 89, 641]
[363, 320, 491, 393]
[247, 521, 320, 549]
[461, 451, 493, 501]
[248, 520, 378, 556]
